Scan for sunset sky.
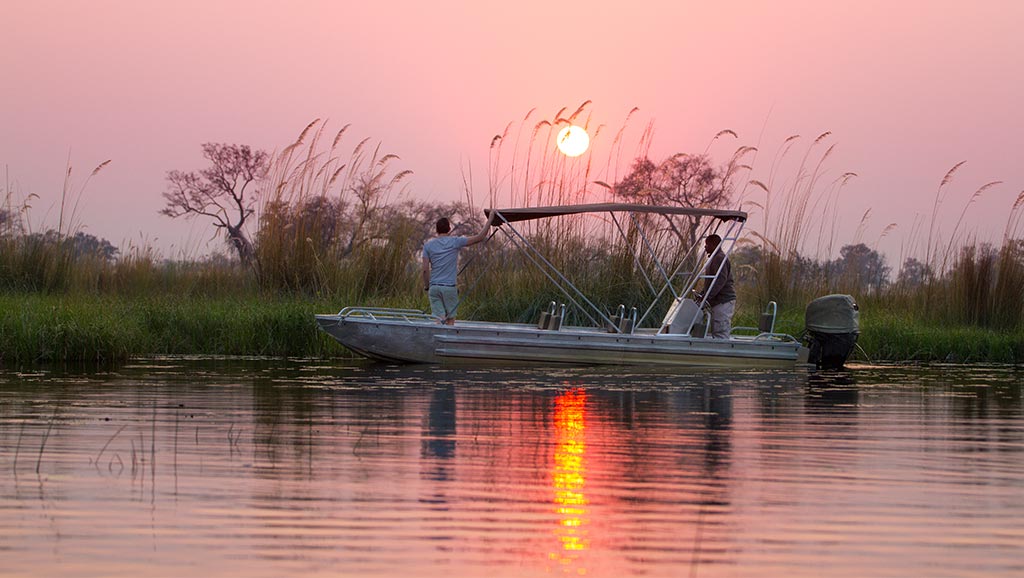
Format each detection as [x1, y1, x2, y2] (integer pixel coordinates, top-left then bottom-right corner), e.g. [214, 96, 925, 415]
[2, 0, 1021, 262]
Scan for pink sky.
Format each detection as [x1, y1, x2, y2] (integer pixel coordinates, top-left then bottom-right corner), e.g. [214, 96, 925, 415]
[2, 0, 1022, 262]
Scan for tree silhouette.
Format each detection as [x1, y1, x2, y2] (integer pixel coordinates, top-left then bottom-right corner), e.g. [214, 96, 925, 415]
[897, 257, 932, 288]
[613, 154, 732, 247]
[161, 143, 269, 264]
[833, 243, 890, 294]
[24, 230, 119, 260]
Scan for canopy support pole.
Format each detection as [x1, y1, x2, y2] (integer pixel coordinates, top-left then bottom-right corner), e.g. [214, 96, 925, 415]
[609, 212, 660, 299]
[494, 215, 613, 330]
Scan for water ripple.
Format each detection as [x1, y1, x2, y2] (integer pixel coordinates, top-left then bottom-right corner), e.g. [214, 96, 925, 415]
[1, 360, 1022, 577]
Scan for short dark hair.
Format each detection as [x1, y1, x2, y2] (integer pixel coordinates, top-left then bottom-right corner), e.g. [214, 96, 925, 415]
[436, 218, 451, 234]
[706, 234, 722, 245]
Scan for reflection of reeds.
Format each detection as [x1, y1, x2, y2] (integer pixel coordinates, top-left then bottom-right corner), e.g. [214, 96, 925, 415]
[36, 406, 57, 474]
[151, 402, 156, 502]
[14, 419, 25, 474]
[94, 424, 126, 469]
[174, 408, 179, 495]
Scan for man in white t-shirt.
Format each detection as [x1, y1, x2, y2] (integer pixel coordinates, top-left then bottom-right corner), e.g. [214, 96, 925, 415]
[422, 212, 495, 324]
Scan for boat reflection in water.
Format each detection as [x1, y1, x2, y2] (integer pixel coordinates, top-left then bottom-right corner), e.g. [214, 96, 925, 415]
[550, 388, 589, 571]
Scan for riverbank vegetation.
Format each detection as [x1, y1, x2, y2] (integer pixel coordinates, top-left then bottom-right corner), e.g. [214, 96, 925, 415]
[2, 293, 1021, 364]
[2, 111, 1022, 364]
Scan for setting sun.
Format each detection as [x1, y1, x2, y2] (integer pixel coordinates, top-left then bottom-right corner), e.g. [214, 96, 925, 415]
[556, 125, 590, 157]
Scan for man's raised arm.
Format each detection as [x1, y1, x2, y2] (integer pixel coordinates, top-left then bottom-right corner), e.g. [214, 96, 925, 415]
[465, 210, 497, 247]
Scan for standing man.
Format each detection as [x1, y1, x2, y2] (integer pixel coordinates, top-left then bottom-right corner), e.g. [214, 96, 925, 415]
[422, 211, 495, 324]
[696, 234, 736, 338]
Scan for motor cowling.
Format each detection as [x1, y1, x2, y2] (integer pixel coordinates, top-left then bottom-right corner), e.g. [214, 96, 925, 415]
[804, 294, 859, 369]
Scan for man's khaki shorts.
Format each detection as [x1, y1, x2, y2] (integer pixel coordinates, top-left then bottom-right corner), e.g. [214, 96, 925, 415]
[428, 285, 459, 320]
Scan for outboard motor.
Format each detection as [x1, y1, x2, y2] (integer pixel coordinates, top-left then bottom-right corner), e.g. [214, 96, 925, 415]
[804, 294, 859, 369]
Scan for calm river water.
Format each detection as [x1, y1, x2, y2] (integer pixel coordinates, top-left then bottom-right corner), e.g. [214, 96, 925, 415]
[1, 359, 1022, 577]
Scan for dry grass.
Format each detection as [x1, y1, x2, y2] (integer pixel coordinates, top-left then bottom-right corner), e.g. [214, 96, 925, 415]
[744, 145, 1024, 330]
[254, 119, 416, 296]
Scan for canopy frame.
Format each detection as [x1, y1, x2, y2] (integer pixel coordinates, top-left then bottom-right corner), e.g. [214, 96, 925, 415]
[487, 204, 747, 335]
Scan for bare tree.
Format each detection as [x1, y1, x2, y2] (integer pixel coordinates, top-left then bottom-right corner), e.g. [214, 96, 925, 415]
[614, 154, 734, 249]
[160, 143, 269, 264]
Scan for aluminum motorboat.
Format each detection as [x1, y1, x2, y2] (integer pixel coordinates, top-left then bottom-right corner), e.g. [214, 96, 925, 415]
[316, 203, 809, 367]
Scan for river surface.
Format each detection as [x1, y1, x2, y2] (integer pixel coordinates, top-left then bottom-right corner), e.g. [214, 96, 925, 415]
[1, 359, 1022, 577]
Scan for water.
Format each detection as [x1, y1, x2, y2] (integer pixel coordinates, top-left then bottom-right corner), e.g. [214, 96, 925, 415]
[1, 360, 1022, 577]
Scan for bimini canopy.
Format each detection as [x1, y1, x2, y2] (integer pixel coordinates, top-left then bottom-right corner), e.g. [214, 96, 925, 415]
[485, 203, 747, 225]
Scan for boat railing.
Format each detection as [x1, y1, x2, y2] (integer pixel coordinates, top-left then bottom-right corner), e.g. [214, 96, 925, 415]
[731, 301, 778, 335]
[337, 307, 440, 323]
[743, 332, 800, 343]
[729, 301, 799, 342]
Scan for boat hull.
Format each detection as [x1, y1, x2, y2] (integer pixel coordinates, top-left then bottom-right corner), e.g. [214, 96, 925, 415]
[315, 315, 808, 368]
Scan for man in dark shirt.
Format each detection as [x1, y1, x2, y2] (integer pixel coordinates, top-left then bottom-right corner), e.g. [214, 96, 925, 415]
[696, 234, 736, 338]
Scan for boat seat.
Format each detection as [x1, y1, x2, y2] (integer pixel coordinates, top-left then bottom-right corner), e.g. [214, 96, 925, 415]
[548, 303, 565, 331]
[537, 302, 565, 331]
[607, 304, 626, 333]
[660, 297, 704, 335]
[537, 301, 556, 329]
[610, 307, 634, 334]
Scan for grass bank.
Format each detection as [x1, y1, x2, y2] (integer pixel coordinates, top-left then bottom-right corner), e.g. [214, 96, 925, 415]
[854, 312, 1024, 364]
[2, 292, 1021, 364]
[0, 293, 352, 363]
[753, 304, 1024, 364]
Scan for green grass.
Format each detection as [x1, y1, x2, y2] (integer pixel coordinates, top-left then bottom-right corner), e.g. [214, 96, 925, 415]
[0, 293, 351, 363]
[2, 291, 1022, 364]
[855, 311, 1024, 364]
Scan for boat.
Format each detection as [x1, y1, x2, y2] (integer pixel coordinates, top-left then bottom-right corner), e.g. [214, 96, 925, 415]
[316, 203, 810, 367]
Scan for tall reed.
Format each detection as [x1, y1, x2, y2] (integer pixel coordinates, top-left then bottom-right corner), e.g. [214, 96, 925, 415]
[254, 119, 415, 296]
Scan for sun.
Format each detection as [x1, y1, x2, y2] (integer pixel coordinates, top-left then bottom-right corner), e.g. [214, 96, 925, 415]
[556, 125, 590, 157]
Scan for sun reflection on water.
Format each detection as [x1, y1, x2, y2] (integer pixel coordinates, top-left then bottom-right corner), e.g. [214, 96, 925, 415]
[550, 387, 589, 572]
